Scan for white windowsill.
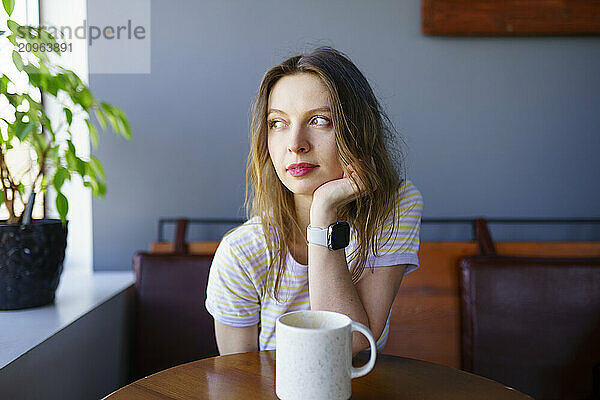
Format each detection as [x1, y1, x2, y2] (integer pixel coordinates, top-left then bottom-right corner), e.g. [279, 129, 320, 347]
[0, 269, 135, 370]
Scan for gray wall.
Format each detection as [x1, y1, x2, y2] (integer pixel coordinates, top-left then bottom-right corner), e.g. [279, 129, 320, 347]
[90, 0, 600, 270]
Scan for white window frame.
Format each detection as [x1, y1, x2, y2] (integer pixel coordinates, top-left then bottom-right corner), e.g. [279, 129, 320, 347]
[41, 0, 92, 272]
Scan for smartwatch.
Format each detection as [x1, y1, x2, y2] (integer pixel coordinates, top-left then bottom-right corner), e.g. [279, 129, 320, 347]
[306, 222, 350, 250]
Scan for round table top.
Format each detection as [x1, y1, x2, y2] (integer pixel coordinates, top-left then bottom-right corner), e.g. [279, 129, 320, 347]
[104, 351, 532, 400]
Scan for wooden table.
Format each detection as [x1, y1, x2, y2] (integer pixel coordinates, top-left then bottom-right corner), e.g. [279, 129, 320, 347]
[104, 351, 532, 399]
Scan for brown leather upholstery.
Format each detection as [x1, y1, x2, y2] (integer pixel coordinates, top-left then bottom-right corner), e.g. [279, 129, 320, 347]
[460, 254, 600, 399]
[132, 252, 218, 379]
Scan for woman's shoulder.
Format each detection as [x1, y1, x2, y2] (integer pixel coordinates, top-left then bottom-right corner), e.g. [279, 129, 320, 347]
[217, 216, 269, 263]
[386, 179, 424, 223]
[396, 179, 424, 206]
[220, 216, 264, 246]
[366, 179, 423, 265]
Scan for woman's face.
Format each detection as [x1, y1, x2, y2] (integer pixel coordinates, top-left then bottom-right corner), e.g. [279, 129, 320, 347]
[267, 73, 344, 198]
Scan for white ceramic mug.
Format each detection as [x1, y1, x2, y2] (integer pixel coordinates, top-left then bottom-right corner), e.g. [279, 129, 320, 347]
[275, 310, 377, 400]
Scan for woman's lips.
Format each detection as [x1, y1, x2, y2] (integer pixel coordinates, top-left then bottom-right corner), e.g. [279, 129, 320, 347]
[287, 163, 318, 177]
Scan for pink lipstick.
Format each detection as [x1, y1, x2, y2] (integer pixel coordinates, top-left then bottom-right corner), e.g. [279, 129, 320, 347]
[287, 163, 318, 177]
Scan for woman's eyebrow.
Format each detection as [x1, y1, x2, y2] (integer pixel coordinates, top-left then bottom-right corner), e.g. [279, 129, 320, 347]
[267, 106, 331, 116]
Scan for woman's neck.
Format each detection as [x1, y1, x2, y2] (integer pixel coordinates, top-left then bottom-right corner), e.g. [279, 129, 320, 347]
[294, 194, 312, 233]
[284, 194, 312, 266]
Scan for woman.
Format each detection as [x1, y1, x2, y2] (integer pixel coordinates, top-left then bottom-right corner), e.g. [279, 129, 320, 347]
[205, 47, 423, 356]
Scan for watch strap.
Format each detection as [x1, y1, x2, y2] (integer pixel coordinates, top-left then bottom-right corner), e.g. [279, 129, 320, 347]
[306, 225, 329, 248]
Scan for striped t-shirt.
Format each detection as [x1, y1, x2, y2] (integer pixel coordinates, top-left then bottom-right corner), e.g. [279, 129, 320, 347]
[205, 179, 423, 352]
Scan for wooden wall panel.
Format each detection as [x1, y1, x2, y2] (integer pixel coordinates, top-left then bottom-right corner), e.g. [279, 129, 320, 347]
[151, 241, 219, 255]
[386, 293, 461, 368]
[382, 242, 478, 368]
[422, 0, 600, 35]
[495, 241, 600, 257]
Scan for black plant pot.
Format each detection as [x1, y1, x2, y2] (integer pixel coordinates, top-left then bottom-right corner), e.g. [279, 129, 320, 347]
[0, 219, 68, 310]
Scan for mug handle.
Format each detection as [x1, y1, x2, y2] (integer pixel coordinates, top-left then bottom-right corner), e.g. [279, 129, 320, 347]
[350, 321, 377, 379]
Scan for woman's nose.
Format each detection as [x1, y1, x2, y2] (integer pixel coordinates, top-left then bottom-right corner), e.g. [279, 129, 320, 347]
[287, 126, 310, 154]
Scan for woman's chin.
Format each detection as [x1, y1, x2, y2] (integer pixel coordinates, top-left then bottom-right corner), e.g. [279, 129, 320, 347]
[284, 182, 320, 197]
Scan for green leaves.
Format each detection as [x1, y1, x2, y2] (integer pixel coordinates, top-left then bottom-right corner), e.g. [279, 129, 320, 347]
[12, 50, 23, 71]
[89, 156, 105, 180]
[64, 108, 72, 126]
[52, 166, 70, 191]
[38, 29, 56, 46]
[55, 192, 68, 223]
[0, 74, 9, 93]
[94, 107, 107, 130]
[72, 87, 94, 111]
[13, 110, 38, 140]
[65, 140, 86, 177]
[113, 107, 131, 140]
[6, 20, 60, 62]
[85, 119, 98, 147]
[100, 102, 131, 139]
[2, 19, 130, 225]
[22, 63, 43, 86]
[6, 92, 24, 109]
[6, 33, 16, 46]
[3, 0, 15, 16]
[83, 178, 106, 197]
[14, 120, 35, 140]
[6, 19, 19, 34]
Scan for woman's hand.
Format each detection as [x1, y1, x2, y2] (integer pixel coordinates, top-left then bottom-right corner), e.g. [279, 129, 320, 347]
[310, 165, 368, 227]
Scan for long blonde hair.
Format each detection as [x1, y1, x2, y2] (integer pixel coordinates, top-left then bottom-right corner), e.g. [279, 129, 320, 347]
[245, 47, 404, 301]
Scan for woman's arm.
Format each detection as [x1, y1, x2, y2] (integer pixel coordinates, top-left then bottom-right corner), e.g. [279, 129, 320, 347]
[308, 211, 405, 355]
[214, 321, 259, 355]
[206, 231, 263, 356]
[308, 182, 407, 356]
[353, 264, 406, 352]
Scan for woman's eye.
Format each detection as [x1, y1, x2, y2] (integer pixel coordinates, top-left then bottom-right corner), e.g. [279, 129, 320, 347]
[310, 116, 330, 127]
[268, 120, 286, 129]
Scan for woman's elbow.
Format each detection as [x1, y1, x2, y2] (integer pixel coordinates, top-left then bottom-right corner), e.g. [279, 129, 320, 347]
[214, 321, 259, 355]
[351, 324, 384, 357]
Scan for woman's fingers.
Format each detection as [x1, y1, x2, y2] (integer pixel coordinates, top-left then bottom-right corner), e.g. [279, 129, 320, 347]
[347, 172, 363, 193]
[345, 164, 369, 194]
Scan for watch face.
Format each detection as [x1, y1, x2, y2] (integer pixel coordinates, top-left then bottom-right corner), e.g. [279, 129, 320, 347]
[329, 222, 350, 250]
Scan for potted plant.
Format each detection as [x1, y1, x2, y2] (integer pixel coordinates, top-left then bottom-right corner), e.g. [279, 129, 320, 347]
[0, 1, 131, 309]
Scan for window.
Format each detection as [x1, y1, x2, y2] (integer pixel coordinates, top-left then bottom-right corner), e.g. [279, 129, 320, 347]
[1, 0, 43, 221]
[1, 0, 92, 271]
